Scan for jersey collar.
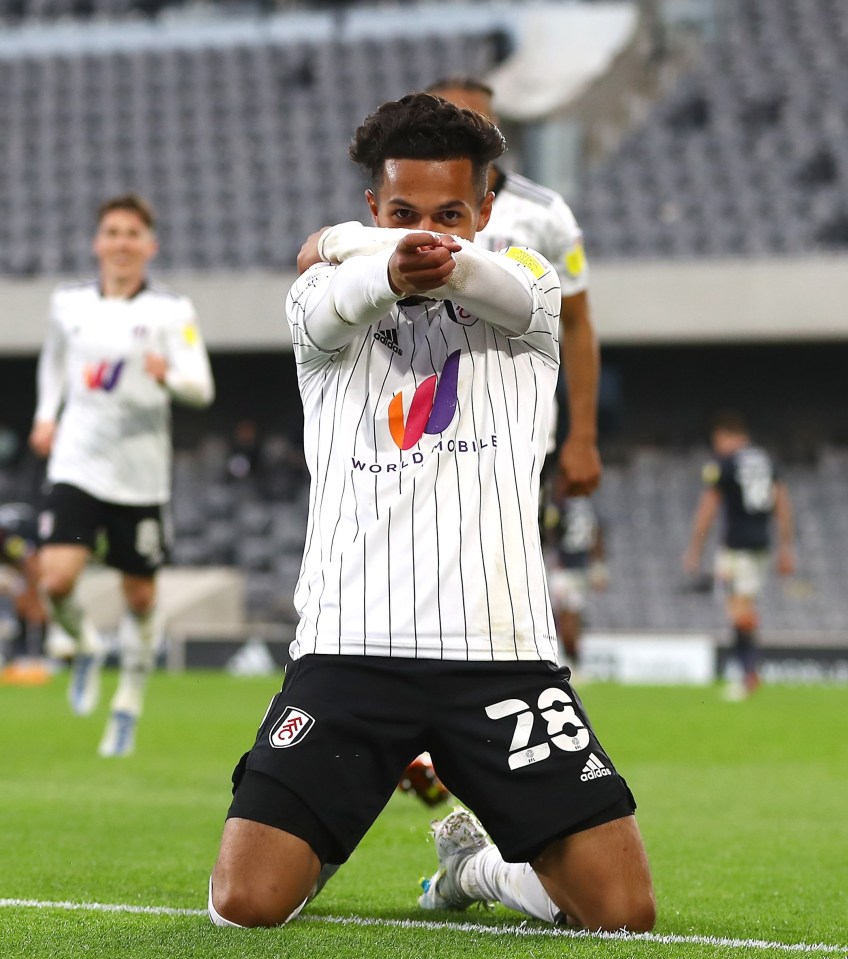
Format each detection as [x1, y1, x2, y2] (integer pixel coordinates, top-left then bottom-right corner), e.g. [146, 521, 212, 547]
[98, 279, 149, 301]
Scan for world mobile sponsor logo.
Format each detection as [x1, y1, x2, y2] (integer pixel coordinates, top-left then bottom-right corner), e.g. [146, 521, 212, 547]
[387, 350, 460, 450]
[351, 435, 498, 473]
[84, 359, 125, 391]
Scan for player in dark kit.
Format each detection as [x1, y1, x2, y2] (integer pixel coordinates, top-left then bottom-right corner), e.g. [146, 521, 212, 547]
[684, 412, 795, 699]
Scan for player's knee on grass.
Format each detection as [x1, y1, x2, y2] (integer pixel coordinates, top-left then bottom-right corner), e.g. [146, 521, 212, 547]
[209, 872, 305, 928]
[211, 818, 321, 928]
[572, 885, 657, 933]
[546, 869, 656, 933]
[534, 816, 656, 933]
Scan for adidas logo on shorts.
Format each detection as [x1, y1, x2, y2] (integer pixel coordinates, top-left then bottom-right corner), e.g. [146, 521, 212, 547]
[580, 752, 612, 782]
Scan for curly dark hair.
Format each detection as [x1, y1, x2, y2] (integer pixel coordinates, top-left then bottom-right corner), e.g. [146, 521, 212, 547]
[349, 92, 505, 198]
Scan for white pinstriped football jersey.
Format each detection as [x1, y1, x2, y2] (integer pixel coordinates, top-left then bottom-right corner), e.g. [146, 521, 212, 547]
[477, 170, 588, 297]
[34, 280, 214, 505]
[287, 236, 562, 663]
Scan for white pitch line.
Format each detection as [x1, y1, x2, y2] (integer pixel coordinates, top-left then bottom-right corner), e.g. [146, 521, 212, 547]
[0, 898, 205, 918]
[309, 916, 848, 954]
[0, 898, 844, 954]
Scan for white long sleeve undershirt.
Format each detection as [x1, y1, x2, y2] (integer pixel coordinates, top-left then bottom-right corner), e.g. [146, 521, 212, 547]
[305, 223, 540, 351]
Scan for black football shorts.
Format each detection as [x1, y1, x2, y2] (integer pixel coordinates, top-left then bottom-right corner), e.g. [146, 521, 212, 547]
[39, 482, 170, 576]
[227, 654, 635, 865]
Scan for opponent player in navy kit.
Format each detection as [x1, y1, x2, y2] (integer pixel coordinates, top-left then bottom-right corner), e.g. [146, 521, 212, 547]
[684, 411, 795, 699]
[209, 93, 654, 933]
[30, 194, 214, 754]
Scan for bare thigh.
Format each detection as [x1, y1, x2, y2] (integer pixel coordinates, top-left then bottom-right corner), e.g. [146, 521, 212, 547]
[38, 544, 90, 599]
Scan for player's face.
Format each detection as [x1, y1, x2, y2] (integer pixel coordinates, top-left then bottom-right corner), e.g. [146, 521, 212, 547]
[366, 157, 493, 241]
[712, 428, 747, 456]
[92, 209, 158, 284]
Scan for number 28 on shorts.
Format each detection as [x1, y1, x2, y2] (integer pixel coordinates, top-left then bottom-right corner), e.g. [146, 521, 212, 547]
[486, 687, 590, 770]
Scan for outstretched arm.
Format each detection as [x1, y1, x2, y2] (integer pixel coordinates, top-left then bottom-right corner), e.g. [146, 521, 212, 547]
[312, 224, 557, 334]
[297, 227, 560, 351]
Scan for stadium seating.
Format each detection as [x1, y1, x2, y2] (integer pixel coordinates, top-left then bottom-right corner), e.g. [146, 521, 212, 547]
[0, 25, 506, 274]
[2, 436, 844, 637]
[1, 0, 845, 642]
[1, 0, 277, 22]
[156, 438, 846, 638]
[4, 1, 847, 270]
[575, 0, 848, 258]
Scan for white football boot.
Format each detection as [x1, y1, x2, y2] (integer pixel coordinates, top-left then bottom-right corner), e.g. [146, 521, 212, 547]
[418, 808, 492, 910]
[68, 649, 104, 716]
[98, 710, 138, 757]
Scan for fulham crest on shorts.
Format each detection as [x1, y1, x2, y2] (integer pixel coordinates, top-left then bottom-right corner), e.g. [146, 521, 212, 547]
[269, 707, 315, 748]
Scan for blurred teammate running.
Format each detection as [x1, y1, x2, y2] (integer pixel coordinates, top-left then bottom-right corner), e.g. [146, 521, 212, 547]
[30, 193, 214, 754]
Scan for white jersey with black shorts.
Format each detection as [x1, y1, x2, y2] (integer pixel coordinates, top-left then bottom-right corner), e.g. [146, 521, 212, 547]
[228, 225, 635, 866]
[34, 280, 214, 571]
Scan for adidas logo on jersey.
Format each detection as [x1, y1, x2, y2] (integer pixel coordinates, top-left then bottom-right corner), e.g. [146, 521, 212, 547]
[581, 752, 612, 782]
[374, 327, 403, 355]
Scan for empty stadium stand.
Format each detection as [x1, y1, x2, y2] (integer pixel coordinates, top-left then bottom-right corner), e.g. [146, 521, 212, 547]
[0, 22, 507, 274]
[575, 0, 848, 258]
[2, 427, 845, 643]
[1, 0, 846, 650]
[2, 1, 847, 271]
[163, 438, 848, 638]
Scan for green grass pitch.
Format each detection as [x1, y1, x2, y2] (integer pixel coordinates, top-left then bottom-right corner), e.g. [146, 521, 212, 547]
[0, 670, 845, 958]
